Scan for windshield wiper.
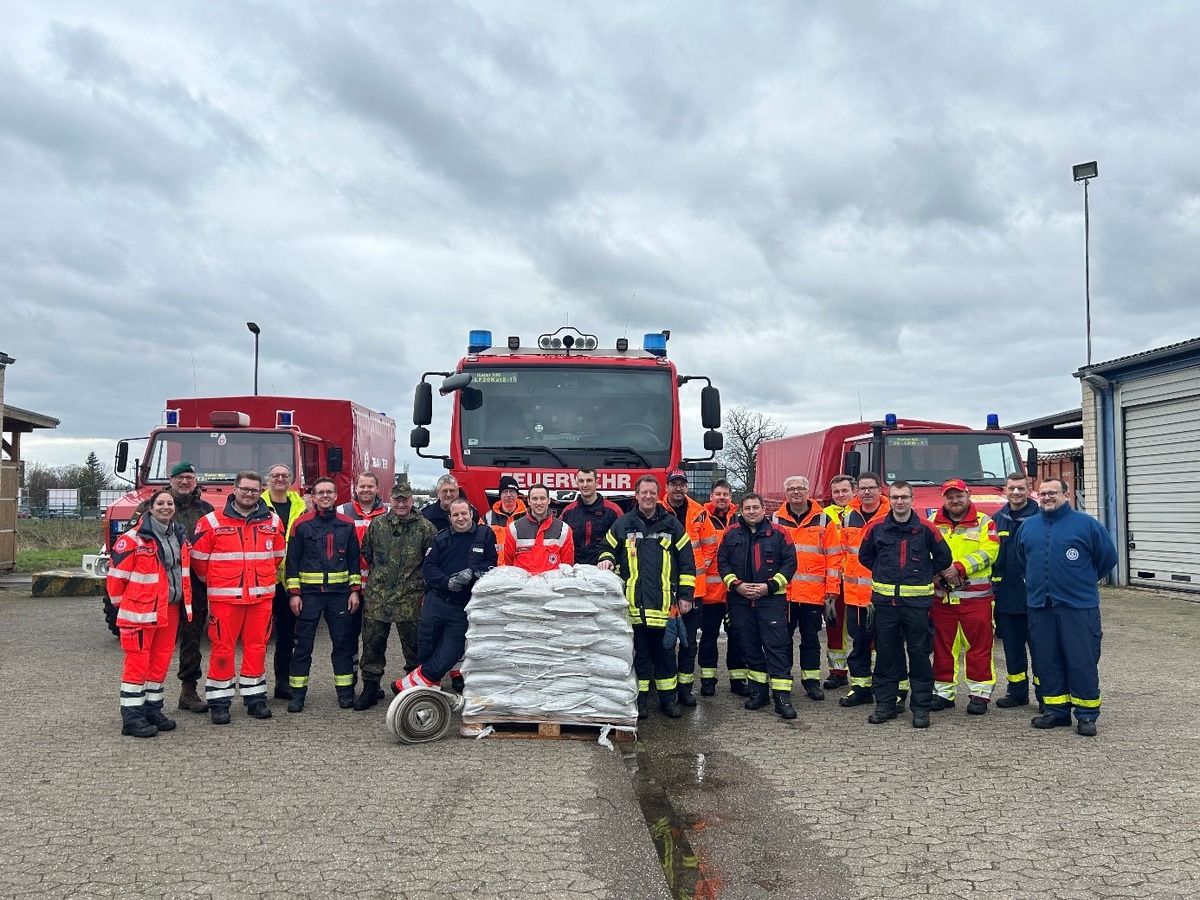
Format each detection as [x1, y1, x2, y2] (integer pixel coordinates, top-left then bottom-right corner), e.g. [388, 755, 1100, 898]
[482, 445, 570, 467]
[591, 446, 652, 468]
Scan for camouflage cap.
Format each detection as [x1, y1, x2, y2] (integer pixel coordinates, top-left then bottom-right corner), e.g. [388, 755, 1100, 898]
[391, 482, 413, 499]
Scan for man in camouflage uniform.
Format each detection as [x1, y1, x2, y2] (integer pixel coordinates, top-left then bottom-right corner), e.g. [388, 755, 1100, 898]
[353, 481, 438, 710]
[126, 461, 214, 713]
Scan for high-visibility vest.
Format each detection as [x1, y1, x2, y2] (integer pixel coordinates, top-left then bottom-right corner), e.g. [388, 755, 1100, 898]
[771, 500, 842, 605]
[929, 506, 999, 604]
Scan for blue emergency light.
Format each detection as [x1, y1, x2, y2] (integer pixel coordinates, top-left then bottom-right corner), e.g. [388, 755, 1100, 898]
[986, 413, 1000, 430]
[884, 413, 898, 429]
[164, 409, 180, 427]
[276, 410, 294, 427]
[643, 333, 667, 357]
[468, 330, 493, 353]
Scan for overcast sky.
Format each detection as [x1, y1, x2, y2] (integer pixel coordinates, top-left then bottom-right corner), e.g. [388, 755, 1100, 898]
[4, 2, 1198, 486]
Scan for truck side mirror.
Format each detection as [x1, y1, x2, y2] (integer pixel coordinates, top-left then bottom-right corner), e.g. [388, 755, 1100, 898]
[704, 430, 724, 452]
[844, 450, 862, 479]
[326, 447, 344, 474]
[440, 372, 472, 395]
[413, 383, 433, 426]
[115, 441, 129, 474]
[701, 386, 721, 430]
[1026, 447, 1038, 480]
[410, 426, 430, 450]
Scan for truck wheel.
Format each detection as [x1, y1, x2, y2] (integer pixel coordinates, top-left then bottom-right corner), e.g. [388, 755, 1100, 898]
[102, 595, 119, 636]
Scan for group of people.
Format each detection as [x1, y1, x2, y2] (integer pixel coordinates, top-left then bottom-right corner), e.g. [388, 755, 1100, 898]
[107, 460, 1117, 740]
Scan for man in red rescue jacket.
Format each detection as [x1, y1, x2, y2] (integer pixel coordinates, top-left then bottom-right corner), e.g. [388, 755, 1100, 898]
[503, 483, 574, 574]
[190, 470, 286, 725]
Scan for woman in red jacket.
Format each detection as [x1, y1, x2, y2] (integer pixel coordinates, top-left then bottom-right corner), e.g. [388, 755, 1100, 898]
[107, 489, 193, 737]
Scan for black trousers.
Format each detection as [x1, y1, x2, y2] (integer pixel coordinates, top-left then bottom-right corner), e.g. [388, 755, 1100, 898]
[787, 603, 824, 683]
[289, 591, 357, 696]
[845, 605, 875, 687]
[871, 604, 933, 714]
[272, 583, 297, 683]
[995, 610, 1040, 701]
[698, 600, 746, 679]
[176, 574, 208, 683]
[675, 606, 703, 685]
[729, 596, 792, 690]
[633, 624, 678, 695]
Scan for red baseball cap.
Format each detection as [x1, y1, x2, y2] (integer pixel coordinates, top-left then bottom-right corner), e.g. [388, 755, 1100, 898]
[941, 479, 968, 494]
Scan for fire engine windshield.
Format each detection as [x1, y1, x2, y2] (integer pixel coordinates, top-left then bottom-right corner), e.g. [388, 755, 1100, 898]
[458, 365, 674, 468]
[882, 433, 1022, 487]
[143, 431, 296, 484]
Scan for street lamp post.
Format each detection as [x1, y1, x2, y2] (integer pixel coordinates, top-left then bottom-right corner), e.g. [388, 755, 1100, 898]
[1072, 161, 1098, 365]
[246, 322, 261, 395]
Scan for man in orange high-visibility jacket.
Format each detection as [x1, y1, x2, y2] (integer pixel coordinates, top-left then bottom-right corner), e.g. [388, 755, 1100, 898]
[484, 475, 527, 564]
[699, 480, 746, 697]
[191, 470, 286, 725]
[929, 479, 1000, 716]
[662, 469, 718, 708]
[771, 475, 842, 702]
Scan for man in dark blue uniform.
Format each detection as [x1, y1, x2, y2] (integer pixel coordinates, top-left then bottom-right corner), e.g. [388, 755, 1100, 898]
[991, 473, 1041, 709]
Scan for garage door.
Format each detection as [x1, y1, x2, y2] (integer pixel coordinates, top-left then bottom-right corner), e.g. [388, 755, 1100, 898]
[1124, 395, 1200, 592]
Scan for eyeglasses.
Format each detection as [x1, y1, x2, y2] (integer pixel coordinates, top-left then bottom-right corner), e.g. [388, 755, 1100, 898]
[1038, 491, 1062, 498]
[235, 486, 259, 494]
[269, 473, 290, 480]
[313, 490, 336, 497]
[785, 486, 809, 492]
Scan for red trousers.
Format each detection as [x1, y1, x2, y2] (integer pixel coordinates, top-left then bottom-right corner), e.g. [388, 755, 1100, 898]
[931, 600, 995, 700]
[120, 603, 180, 706]
[206, 599, 273, 706]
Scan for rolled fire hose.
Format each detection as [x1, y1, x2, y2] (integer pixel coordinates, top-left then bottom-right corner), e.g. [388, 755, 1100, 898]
[385, 687, 465, 744]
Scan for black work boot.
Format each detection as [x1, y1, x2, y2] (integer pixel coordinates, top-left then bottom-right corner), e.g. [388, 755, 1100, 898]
[210, 705, 231, 725]
[868, 705, 899, 725]
[273, 681, 292, 701]
[120, 705, 158, 738]
[744, 682, 771, 711]
[823, 672, 849, 689]
[730, 678, 751, 697]
[700, 678, 717, 697]
[353, 680, 383, 711]
[450, 672, 465, 694]
[659, 692, 684, 719]
[803, 680, 825, 701]
[637, 693, 650, 720]
[287, 691, 306, 714]
[966, 697, 988, 716]
[838, 687, 873, 708]
[247, 699, 273, 719]
[895, 689, 909, 714]
[337, 688, 355, 710]
[143, 700, 177, 732]
[676, 683, 697, 708]
[773, 690, 798, 720]
[930, 695, 955, 711]
[995, 693, 1029, 709]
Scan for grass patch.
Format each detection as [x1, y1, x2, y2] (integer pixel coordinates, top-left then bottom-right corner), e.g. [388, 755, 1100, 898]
[16, 520, 104, 573]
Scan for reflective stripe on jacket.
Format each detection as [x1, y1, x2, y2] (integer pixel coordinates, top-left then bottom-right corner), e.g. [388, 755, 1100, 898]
[703, 502, 737, 602]
[600, 508, 696, 628]
[504, 513, 575, 574]
[286, 508, 363, 594]
[929, 505, 999, 604]
[858, 512, 953, 609]
[717, 516, 797, 602]
[837, 498, 890, 608]
[191, 497, 286, 604]
[263, 489, 307, 584]
[107, 518, 193, 627]
[771, 500, 842, 604]
[485, 499, 527, 564]
[663, 496, 717, 600]
[337, 498, 388, 583]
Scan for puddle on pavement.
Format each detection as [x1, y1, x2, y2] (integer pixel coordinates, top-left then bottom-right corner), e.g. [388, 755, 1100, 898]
[628, 746, 724, 899]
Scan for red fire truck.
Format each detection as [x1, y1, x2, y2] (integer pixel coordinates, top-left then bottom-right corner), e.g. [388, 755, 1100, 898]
[94, 396, 395, 630]
[755, 415, 1037, 517]
[410, 327, 723, 510]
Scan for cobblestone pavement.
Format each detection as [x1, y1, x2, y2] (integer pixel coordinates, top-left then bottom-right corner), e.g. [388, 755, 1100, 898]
[0, 590, 669, 900]
[4, 586, 1198, 899]
[636, 586, 1200, 899]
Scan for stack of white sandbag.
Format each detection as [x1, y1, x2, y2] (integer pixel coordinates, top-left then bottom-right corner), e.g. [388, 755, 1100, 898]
[460, 564, 637, 724]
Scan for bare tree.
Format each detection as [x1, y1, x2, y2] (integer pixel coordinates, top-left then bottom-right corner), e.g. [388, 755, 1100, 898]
[718, 406, 785, 493]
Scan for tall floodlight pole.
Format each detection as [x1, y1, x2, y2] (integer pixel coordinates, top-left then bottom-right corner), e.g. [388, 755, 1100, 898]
[246, 322, 261, 395]
[1072, 161, 1098, 365]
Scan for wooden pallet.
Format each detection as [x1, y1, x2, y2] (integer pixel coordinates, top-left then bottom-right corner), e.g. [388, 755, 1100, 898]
[461, 717, 637, 744]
